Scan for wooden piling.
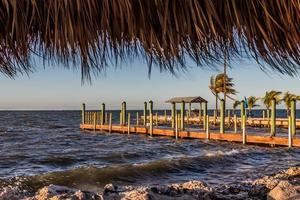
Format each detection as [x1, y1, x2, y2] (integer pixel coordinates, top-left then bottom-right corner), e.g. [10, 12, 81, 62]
[172, 102, 176, 128]
[271, 98, 276, 136]
[203, 102, 207, 130]
[234, 114, 237, 133]
[105, 112, 108, 125]
[288, 116, 293, 148]
[262, 110, 265, 119]
[82, 103, 86, 124]
[240, 100, 245, 119]
[136, 112, 139, 126]
[291, 99, 296, 135]
[206, 115, 210, 139]
[109, 112, 112, 133]
[101, 103, 105, 124]
[119, 111, 122, 125]
[220, 99, 225, 133]
[143, 102, 147, 126]
[175, 113, 179, 140]
[93, 112, 96, 131]
[181, 101, 185, 130]
[242, 115, 246, 144]
[149, 100, 153, 136]
[122, 101, 127, 125]
[199, 103, 202, 121]
[127, 113, 131, 134]
[155, 112, 158, 127]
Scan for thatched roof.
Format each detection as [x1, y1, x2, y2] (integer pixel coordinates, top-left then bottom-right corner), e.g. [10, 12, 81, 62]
[1, 1, 300, 81]
[166, 96, 207, 103]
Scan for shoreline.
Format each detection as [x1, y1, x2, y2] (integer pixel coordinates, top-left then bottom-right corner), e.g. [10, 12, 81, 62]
[1, 166, 299, 200]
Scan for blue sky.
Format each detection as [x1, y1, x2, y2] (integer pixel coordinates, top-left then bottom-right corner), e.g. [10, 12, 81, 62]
[0, 57, 300, 110]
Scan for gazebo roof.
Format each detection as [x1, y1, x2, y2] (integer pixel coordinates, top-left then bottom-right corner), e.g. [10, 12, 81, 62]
[166, 96, 207, 103]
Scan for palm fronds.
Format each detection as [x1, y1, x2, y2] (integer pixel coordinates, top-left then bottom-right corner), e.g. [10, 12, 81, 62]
[0, 1, 300, 80]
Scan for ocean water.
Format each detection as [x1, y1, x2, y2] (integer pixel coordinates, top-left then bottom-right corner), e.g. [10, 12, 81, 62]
[0, 110, 299, 195]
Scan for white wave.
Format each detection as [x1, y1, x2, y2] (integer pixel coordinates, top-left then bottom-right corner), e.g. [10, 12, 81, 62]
[204, 149, 240, 157]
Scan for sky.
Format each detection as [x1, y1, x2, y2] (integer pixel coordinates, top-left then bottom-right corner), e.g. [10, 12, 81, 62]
[0, 56, 300, 110]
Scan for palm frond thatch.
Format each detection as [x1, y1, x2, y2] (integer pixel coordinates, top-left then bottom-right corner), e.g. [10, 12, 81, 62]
[1, 0, 300, 81]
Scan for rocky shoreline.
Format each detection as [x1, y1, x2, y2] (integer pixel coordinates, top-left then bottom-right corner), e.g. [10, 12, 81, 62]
[1, 166, 299, 200]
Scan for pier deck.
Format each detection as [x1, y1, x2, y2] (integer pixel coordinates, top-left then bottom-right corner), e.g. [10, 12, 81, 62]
[80, 124, 300, 147]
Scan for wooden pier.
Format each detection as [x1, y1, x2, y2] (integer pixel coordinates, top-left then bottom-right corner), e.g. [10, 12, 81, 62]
[80, 123, 300, 147]
[80, 97, 299, 148]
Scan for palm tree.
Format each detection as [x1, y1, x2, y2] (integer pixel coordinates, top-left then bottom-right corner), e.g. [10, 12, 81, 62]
[261, 90, 282, 118]
[282, 92, 300, 116]
[209, 73, 237, 114]
[247, 96, 260, 117]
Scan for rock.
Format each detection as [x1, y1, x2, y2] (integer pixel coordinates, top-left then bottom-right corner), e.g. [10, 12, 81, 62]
[0, 186, 24, 200]
[268, 180, 300, 200]
[285, 167, 300, 177]
[252, 176, 280, 190]
[28, 184, 102, 200]
[103, 184, 118, 194]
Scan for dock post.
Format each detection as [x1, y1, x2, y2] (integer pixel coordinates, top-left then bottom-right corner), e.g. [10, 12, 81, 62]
[288, 116, 293, 148]
[143, 102, 147, 126]
[175, 113, 179, 140]
[199, 103, 202, 121]
[181, 101, 185, 130]
[240, 100, 245, 128]
[291, 99, 296, 135]
[155, 112, 158, 127]
[127, 113, 131, 134]
[109, 112, 112, 133]
[171, 102, 176, 128]
[149, 100, 153, 136]
[262, 110, 265, 119]
[122, 101, 127, 125]
[242, 115, 246, 144]
[203, 102, 207, 130]
[220, 99, 225, 133]
[234, 114, 237, 133]
[81, 103, 86, 124]
[105, 112, 108, 125]
[101, 103, 105, 124]
[206, 115, 210, 139]
[270, 98, 276, 136]
[136, 112, 139, 126]
[93, 112, 96, 131]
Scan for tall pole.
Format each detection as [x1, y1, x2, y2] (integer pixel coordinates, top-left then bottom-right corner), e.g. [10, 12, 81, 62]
[181, 101, 185, 130]
[291, 99, 296, 136]
[172, 102, 176, 128]
[143, 102, 147, 125]
[220, 99, 225, 133]
[270, 98, 276, 136]
[82, 103, 86, 124]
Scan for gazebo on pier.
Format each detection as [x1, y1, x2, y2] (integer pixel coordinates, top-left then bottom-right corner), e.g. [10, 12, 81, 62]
[166, 96, 208, 130]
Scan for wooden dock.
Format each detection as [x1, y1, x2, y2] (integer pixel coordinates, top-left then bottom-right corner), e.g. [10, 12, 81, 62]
[81, 99, 299, 148]
[80, 123, 300, 148]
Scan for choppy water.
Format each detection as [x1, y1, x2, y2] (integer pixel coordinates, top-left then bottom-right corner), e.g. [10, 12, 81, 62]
[0, 110, 299, 194]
